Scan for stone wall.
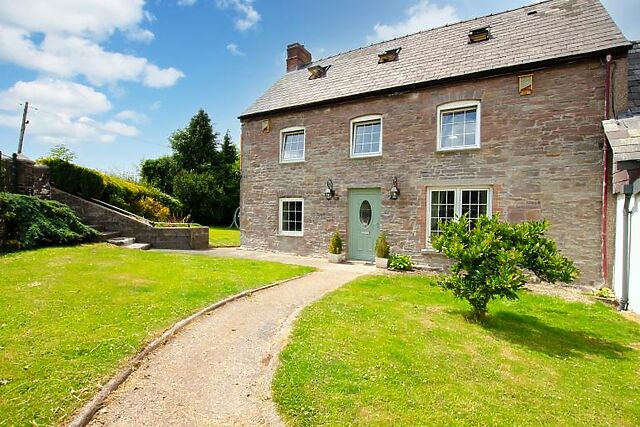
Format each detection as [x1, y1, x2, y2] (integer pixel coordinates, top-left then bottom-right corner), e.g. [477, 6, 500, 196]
[51, 187, 209, 250]
[241, 56, 629, 288]
[0, 152, 50, 197]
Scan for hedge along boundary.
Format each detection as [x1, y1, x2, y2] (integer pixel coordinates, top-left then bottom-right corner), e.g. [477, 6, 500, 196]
[65, 273, 311, 427]
[38, 158, 182, 221]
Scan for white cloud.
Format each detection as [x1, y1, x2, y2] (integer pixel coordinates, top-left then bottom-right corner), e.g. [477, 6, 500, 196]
[367, 0, 458, 43]
[149, 101, 162, 111]
[126, 27, 155, 43]
[0, 79, 139, 145]
[216, 0, 260, 31]
[115, 110, 149, 124]
[0, 0, 147, 40]
[0, 1, 182, 88]
[0, 79, 111, 117]
[177, 0, 198, 5]
[142, 64, 185, 88]
[226, 43, 244, 56]
[0, 25, 183, 87]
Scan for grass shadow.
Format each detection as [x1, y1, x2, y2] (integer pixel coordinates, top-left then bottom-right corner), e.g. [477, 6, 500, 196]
[482, 311, 632, 360]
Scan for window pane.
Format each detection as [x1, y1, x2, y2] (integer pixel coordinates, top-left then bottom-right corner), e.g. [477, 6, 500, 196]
[281, 200, 303, 233]
[461, 190, 489, 229]
[353, 120, 381, 155]
[440, 106, 478, 149]
[430, 190, 455, 236]
[282, 131, 304, 161]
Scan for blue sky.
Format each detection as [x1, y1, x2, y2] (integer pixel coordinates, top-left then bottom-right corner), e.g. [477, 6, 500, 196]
[0, 0, 638, 173]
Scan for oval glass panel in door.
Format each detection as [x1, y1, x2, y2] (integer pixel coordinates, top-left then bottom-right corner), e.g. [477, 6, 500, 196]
[359, 200, 372, 227]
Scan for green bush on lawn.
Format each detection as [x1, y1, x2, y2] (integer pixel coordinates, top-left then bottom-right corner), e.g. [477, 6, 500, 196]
[0, 192, 99, 250]
[38, 158, 182, 221]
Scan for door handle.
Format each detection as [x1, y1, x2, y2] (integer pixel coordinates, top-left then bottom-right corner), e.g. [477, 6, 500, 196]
[361, 231, 370, 235]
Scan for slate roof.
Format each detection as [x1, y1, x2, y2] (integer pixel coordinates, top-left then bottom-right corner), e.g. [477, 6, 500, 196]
[628, 42, 640, 115]
[603, 116, 640, 163]
[241, 0, 630, 118]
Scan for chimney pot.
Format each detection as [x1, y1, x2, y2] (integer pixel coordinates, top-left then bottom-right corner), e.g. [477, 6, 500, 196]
[286, 43, 312, 72]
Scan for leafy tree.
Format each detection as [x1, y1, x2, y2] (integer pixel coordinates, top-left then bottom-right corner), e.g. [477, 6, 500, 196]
[432, 214, 579, 322]
[140, 109, 240, 225]
[47, 144, 76, 162]
[220, 131, 238, 166]
[140, 156, 178, 194]
[170, 109, 219, 172]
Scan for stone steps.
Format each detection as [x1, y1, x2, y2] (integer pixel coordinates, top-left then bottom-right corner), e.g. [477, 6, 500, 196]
[106, 237, 136, 246]
[100, 231, 121, 241]
[105, 235, 152, 250]
[123, 243, 152, 250]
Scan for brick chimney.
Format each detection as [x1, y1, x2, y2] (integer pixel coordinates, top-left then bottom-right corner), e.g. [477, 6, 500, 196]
[286, 43, 312, 72]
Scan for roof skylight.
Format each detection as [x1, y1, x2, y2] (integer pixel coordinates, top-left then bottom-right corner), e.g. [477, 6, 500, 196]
[308, 65, 330, 80]
[468, 27, 490, 43]
[378, 47, 401, 64]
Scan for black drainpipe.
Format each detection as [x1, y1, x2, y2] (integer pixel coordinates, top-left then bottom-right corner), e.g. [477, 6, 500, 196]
[618, 185, 633, 311]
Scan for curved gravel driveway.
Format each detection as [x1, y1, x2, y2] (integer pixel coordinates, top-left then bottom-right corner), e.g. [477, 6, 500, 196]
[88, 249, 375, 426]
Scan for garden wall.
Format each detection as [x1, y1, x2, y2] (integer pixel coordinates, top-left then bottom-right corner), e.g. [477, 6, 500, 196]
[51, 187, 209, 250]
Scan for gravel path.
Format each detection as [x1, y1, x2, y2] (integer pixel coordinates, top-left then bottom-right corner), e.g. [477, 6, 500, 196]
[88, 250, 375, 426]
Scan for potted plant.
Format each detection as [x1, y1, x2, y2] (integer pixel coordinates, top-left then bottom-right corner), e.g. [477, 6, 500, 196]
[327, 230, 345, 263]
[375, 233, 390, 268]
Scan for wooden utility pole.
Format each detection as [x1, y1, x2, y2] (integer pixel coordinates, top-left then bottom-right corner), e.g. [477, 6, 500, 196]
[17, 101, 29, 154]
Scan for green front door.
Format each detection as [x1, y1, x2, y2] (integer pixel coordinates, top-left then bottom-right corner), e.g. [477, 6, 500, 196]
[348, 189, 381, 261]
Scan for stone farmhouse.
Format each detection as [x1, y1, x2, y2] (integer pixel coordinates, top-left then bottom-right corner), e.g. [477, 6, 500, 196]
[239, 0, 632, 288]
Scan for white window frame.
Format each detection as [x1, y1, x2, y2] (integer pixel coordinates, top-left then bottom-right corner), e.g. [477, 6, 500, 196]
[436, 100, 481, 151]
[278, 197, 304, 237]
[426, 187, 492, 244]
[350, 115, 383, 158]
[279, 126, 306, 163]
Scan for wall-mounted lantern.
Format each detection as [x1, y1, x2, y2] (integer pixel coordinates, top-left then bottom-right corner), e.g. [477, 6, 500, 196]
[324, 179, 336, 200]
[389, 176, 400, 200]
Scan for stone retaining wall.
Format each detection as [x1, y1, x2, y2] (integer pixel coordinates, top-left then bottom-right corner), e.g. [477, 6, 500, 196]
[51, 187, 209, 250]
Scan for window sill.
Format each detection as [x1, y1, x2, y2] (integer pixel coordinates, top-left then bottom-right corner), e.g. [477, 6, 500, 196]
[436, 146, 481, 153]
[349, 153, 382, 159]
[278, 233, 304, 237]
[279, 159, 305, 164]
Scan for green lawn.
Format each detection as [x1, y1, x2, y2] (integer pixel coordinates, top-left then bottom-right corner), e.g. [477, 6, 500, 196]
[0, 244, 312, 426]
[274, 275, 640, 426]
[209, 226, 240, 247]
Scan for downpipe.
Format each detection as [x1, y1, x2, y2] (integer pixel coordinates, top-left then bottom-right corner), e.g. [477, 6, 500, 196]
[601, 54, 612, 284]
[618, 190, 632, 311]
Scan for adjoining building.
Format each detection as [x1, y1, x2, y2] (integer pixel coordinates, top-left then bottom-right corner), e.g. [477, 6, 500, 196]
[239, 0, 632, 288]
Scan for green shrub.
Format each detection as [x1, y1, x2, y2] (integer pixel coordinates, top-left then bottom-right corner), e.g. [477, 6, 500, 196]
[388, 253, 414, 271]
[432, 214, 579, 321]
[135, 196, 170, 222]
[0, 192, 99, 250]
[328, 230, 343, 254]
[595, 287, 615, 299]
[375, 233, 390, 258]
[38, 158, 181, 221]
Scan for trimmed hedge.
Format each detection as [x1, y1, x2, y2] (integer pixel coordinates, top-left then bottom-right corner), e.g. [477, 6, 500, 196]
[0, 192, 100, 250]
[38, 158, 182, 221]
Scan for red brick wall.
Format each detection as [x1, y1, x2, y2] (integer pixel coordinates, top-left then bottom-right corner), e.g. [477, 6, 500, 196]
[241, 57, 625, 287]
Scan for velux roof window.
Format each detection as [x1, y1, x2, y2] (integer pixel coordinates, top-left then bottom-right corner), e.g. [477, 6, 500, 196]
[308, 65, 330, 80]
[378, 47, 401, 64]
[468, 27, 490, 43]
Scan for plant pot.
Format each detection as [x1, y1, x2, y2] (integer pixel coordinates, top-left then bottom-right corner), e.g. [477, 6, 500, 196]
[328, 253, 345, 264]
[375, 257, 388, 269]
